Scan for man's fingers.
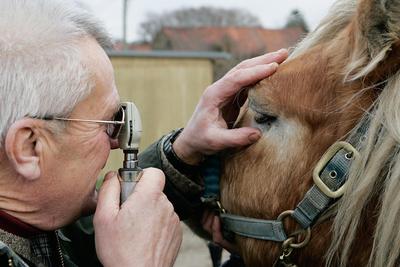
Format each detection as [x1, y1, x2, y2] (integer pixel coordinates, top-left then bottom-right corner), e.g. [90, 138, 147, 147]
[212, 216, 238, 253]
[201, 209, 212, 225]
[211, 216, 224, 243]
[230, 49, 288, 72]
[212, 63, 278, 104]
[202, 210, 215, 233]
[210, 127, 262, 149]
[122, 168, 166, 216]
[95, 172, 120, 219]
[132, 167, 166, 195]
[203, 50, 286, 107]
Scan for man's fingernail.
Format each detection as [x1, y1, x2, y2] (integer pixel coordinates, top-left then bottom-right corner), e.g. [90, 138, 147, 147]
[248, 132, 261, 142]
[277, 48, 287, 54]
[105, 171, 117, 180]
[270, 62, 279, 69]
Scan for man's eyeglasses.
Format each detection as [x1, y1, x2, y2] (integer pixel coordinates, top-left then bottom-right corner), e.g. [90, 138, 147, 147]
[44, 106, 125, 140]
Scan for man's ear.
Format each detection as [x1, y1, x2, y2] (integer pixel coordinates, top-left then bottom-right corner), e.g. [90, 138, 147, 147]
[5, 119, 43, 180]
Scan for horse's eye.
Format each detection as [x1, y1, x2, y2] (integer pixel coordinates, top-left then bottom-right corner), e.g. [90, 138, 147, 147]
[254, 113, 277, 125]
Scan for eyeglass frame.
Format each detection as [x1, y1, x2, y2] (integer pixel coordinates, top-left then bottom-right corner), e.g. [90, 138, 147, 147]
[42, 105, 125, 139]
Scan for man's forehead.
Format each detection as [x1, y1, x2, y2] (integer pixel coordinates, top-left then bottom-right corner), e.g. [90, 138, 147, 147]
[68, 37, 119, 119]
[79, 37, 114, 80]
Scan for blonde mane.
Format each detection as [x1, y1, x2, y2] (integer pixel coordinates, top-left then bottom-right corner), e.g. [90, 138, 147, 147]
[290, 0, 400, 266]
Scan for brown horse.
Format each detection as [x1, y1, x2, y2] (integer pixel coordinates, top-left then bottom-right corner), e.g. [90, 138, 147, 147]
[221, 0, 400, 266]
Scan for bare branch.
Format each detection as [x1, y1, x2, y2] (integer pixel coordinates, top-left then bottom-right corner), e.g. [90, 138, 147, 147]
[138, 6, 262, 42]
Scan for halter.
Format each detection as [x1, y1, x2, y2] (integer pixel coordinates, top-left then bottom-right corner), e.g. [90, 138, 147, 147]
[201, 117, 370, 265]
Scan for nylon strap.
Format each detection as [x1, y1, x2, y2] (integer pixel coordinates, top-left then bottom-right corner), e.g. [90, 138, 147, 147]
[291, 149, 351, 228]
[220, 213, 287, 242]
[201, 155, 221, 203]
[292, 118, 369, 228]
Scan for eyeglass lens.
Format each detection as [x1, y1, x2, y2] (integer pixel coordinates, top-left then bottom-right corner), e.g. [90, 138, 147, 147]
[107, 106, 125, 139]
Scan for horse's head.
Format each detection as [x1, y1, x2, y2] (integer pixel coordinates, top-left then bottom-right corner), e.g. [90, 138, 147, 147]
[221, 0, 400, 266]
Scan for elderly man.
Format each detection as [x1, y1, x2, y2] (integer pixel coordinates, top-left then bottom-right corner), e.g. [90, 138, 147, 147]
[0, 0, 287, 266]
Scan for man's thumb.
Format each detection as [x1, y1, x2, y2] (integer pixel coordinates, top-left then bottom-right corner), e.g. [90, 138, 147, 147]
[215, 127, 261, 148]
[96, 172, 120, 219]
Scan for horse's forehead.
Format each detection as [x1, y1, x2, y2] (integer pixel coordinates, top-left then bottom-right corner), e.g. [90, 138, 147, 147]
[250, 46, 342, 127]
[265, 47, 329, 91]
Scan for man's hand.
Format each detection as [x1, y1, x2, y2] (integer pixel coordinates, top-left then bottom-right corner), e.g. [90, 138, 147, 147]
[173, 49, 288, 165]
[94, 169, 182, 267]
[202, 209, 238, 254]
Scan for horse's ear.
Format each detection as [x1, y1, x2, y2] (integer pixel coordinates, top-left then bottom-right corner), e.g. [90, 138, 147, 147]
[349, 0, 400, 80]
[357, 0, 400, 53]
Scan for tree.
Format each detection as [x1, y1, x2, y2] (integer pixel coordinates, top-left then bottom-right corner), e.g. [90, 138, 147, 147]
[285, 9, 309, 32]
[139, 6, 262, 42]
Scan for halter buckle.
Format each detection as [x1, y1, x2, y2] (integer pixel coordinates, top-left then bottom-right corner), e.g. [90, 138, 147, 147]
[313, 141, 359, 198]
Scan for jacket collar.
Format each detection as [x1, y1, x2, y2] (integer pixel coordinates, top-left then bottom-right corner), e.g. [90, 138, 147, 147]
[0, 209, 43, 238]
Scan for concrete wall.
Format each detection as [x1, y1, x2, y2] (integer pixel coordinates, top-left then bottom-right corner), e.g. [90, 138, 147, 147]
[102, 54, 214, 175]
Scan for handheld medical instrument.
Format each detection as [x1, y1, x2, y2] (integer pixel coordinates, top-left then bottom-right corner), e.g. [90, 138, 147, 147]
[118, 101, 143, 203]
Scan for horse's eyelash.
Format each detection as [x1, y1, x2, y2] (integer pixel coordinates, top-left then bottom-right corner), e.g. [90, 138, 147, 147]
[254, 112, 277, 124]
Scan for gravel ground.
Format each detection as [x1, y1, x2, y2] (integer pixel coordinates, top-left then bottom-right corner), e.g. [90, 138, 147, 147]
[174, 223, 229, 267]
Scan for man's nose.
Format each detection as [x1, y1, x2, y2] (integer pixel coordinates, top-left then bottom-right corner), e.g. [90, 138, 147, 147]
[110, 138, 120, 149]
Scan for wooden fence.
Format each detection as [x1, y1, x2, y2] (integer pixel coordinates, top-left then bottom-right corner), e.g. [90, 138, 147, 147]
[103, 50, 229, 174]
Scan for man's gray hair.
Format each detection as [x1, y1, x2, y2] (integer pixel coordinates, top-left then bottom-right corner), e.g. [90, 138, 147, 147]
[0, 0, 113, 144]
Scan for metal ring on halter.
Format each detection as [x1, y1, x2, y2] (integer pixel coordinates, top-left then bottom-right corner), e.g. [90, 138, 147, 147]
[277, 210, 312, 249]
[282, 237, 295, 252]
[216, 200, 226, 214]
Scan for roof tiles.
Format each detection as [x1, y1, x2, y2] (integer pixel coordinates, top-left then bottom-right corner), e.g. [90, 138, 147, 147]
[155, 26, 305, 56]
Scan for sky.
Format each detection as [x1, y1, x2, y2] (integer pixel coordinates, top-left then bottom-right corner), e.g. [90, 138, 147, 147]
[80, 0, 337, 42]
